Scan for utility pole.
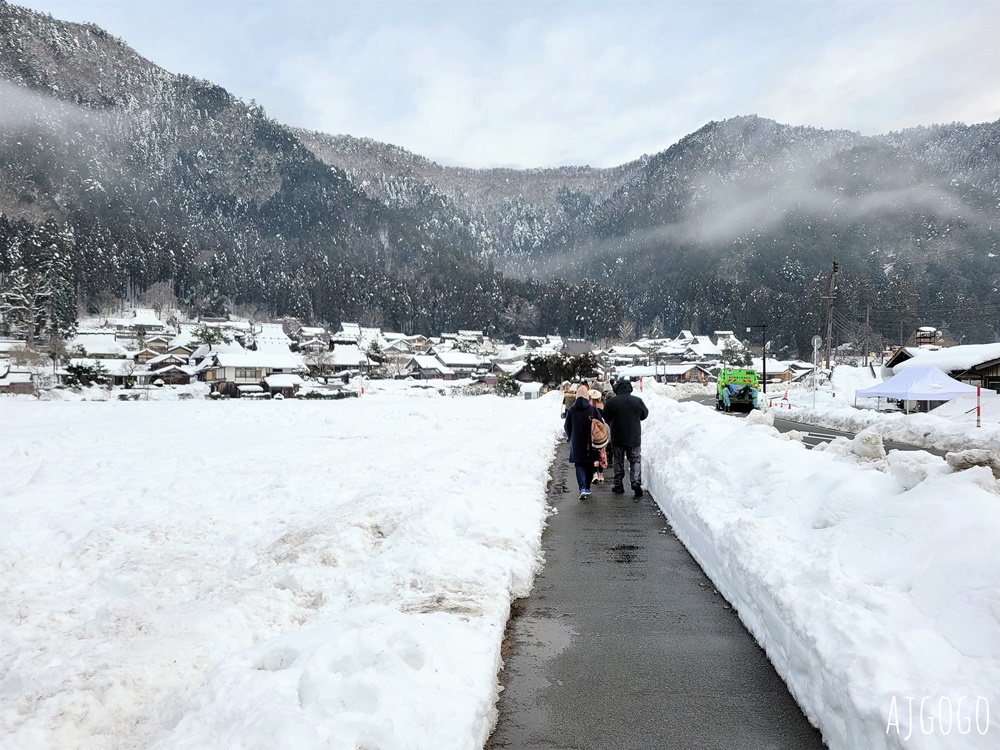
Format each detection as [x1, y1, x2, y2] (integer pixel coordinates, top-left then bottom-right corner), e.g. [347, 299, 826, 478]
[863, 305, 871, 367]
[747, 323, 768, 394]
[824, 259, 838, 369]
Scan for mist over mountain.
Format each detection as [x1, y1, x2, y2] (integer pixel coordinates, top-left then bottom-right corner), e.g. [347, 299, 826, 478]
[2, 0, 999, 354]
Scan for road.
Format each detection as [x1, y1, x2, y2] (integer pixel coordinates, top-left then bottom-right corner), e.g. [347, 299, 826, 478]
[686, 394, 945, 455]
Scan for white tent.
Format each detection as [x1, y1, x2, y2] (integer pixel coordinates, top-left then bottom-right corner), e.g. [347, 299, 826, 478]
[855, 365, 994, 411]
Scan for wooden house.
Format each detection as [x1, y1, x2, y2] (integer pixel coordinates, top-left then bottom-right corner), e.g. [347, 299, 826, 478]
[658, 364, 714, 384]
[145, 335, 172, 353]
[264, 373, 304, 398]
[0, 365, 33, 394]
[148, 352, 189, 370]
[433, 350, 482, 377]
[404, 355, 456, 380]
[150, 365, 193, 386]
[204, 351, 305, 397]
[134, 348, 161, 365]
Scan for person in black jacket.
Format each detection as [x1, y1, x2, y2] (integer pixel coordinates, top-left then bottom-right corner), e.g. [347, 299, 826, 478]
[564, 384, 605, 500]
[602, 378, 649, 498]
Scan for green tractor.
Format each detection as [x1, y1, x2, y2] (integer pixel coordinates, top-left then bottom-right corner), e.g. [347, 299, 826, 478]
[716, 367, 760, 412]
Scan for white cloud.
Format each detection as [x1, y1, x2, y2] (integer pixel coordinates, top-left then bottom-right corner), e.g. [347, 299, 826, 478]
[754, 4, 1000, 134]
[16, 0, 1000, 168]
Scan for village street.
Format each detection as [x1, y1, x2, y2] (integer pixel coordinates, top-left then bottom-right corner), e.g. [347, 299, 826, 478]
[684, 393, 947, 455]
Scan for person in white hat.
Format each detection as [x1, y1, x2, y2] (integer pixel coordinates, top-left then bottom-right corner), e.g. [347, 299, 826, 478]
[588, 388, 608, 483]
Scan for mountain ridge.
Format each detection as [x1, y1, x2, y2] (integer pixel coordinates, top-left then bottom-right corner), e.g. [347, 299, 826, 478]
[2, 0, 999, 354]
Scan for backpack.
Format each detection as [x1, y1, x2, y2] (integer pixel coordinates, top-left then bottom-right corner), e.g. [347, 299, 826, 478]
[590, 411, 610, 449]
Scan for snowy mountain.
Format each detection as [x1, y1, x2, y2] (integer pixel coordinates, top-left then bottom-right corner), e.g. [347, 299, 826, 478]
[301, 117, 1000, 355]
[2, 1, 999, 353]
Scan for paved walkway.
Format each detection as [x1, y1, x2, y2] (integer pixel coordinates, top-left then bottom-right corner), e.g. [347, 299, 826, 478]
[488, 443, 826, 750]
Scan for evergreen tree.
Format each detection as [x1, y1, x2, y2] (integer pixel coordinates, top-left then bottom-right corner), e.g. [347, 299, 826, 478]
[191, 324, 233, 348]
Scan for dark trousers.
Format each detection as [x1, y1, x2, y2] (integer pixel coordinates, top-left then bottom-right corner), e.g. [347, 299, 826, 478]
[575, 463, 595, 492]
[612, 445, 642, 489]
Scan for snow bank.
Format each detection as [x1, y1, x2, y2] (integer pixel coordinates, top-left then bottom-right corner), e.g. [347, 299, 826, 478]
[643, 393, 1000, 749]
[765, 365, 1000, 455]
[0, 390, 564, 750]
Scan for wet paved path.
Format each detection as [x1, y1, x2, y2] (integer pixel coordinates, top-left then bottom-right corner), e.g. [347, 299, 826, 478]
[488, 444, 826, 750]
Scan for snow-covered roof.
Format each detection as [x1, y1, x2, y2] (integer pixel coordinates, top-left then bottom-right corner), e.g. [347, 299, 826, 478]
[254, 324, 293, 351]
[148, 352, 188, 365]
[409, 355, 455, 375]
[609, 345, 646, 358]
[69, 332, 129, 357]
[330, 346, 370, 367]
[0, 340, 25, 354]
[659, 364, 713, 375]
[112, 308, 165, 328]
[686, 338, 723, 358]
[785, 360, 816, 371]
[0, 369, 32, 385]
[298, 326, 326, 336]
[264, 373, 305, 388]
[435, 351, 482, 368]
[655, 344, 687, 356]
[189, 342, 246, 361]
[492, 345, 525, 363]
[168, 324, 200, 351]
[751, 357, 787, 375]
[151, 364, 197, 376]
[358, 327, 386, 351]
[893, 343, 1000, 375]
[298, 338, 328, 350]
[494, 362, 525, 375]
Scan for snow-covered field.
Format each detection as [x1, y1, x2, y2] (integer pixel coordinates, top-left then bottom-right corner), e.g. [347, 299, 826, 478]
[0, 383, 562, 750]
[3, 378, 999, 750]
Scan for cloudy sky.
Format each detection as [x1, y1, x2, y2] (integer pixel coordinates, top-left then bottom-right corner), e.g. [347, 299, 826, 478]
[18, 0, 1000, 169]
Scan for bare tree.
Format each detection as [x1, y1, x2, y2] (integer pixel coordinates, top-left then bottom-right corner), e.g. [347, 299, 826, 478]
[0, 268, 53, 348]
[9, 346, 54, 394]
[303, 347, 334, 378]
[618, 318, 636, 344]
[139, 280, 179, 319]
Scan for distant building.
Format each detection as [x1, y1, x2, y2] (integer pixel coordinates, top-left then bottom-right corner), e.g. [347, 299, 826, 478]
[561, 339, 593, 357]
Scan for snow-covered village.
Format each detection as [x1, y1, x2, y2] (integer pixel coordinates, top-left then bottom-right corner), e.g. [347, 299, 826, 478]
[3, 305, 1000, 750]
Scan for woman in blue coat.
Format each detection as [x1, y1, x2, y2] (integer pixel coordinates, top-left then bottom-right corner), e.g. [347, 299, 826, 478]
[563, 384, 605, 499]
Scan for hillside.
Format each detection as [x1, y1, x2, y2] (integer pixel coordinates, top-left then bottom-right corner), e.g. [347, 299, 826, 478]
[0, 1, 604, 341]
[302, 117, 1000, 354]
[2, 1, 999, 353]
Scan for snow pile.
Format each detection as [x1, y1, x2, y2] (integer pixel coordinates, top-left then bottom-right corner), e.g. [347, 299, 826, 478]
[0, 391, 563, 750]
[894, 343, 1000, 375]
[643, 393, 1000, 750]
[773, 366, 1000, 454]
[645, 379, 714, 401]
